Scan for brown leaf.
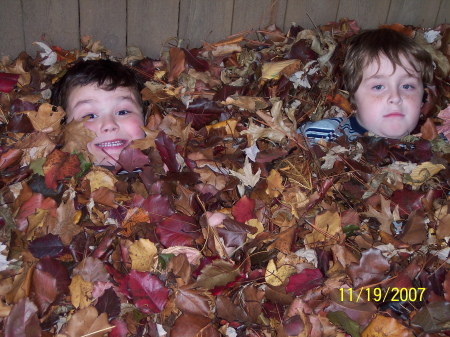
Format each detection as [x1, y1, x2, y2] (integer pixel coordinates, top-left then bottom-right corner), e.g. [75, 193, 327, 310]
[346, 248, 390, 288]
[64, 306, 112, 337]
[61, 118, 96, 163]
[25, 103, 65, 133]
[175, 286, 214, 318]
[421, 118, 439, 140]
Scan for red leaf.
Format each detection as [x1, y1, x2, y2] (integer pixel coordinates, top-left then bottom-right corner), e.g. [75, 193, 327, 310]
[156, 214, 200, 247]
[0, 73, 20, 93]
[4, 297, 42, 337]
[43, 149, 81, 190]
[115, 147, 149, 173]
[6, 113, 35, 133]
[183, 48, 209, 72]
[0, 148, 23, 170]
[133, 193, 174, 223]
[95, 288, 121, 320]
[126, 270, 168, 314]
[154, 131, 180, 172]
[32, 256, 70, 316]
[109, 319, 129, 337]
[28, 233, 64, 258]
[232, 195, 255, 223]
[216, 218, 257, 247]
[391, 189, 425, 217]
[15, 193, 57, 232]
[286, 268, 324, 296]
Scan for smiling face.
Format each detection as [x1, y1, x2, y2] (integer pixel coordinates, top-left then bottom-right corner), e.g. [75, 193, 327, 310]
[66, 84, 145, 165]
[353, 53, 424, 139]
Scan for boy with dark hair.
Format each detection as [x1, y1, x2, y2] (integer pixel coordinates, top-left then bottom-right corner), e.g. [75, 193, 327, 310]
[52, 59, 146, 165]
[299, 28, 434, 143]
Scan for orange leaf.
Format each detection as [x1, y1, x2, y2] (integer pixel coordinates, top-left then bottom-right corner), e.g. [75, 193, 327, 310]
[43, 149, 81, 190]
[378, 23, 414, 37]
[327, 93, 353, 114]
[168, 47, 186, 82]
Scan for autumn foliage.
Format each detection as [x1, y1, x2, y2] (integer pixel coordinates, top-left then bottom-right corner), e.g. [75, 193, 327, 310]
[1, 19, 450, 336]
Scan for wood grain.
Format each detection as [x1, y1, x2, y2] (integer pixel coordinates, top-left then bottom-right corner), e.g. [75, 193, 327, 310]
[337, 0, 391, 28]
[0, 0, 25, 58]
[386, 0, 442, 28]
[284, 0, 340, 31]
[178, 0, 234, 49]
[80, 0, 126, 57]
[127, 0, 180, 59]
[22, 0, 79, 57]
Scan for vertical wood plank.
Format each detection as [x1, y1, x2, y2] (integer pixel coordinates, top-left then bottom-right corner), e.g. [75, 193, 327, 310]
[22, 0, 79, 56]
[0, 0, 25, 58]
[127, 0, 179, 59]
[337, 0, 391, 28]
[79, 0, 126, 57]
[232, 0, 286, 34]
[435, 0, 450, 25]
[178, 0, 234, 48]
[284, 0, 340, 31]
[387, 0, 441, 28]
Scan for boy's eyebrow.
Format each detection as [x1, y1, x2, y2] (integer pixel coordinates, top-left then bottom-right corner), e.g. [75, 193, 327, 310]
[71, 94, 138, 109]
[366, 73, 420, 80]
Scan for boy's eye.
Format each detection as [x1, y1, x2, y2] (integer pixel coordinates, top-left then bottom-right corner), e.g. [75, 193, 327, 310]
[402, 84, 414, 89]
[83, 113, 97, 119]
[117, 110, 130, 116]
[373, 85, 383, 90]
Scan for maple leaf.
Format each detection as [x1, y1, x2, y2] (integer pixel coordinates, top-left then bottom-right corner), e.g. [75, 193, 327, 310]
[229, 157, 261, 194]
[61, 118, 96, 163]
[362, 195, 400, 234]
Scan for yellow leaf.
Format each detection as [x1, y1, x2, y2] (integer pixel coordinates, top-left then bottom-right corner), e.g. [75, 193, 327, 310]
[261, 59, 297, 80]
[205, 119, 238, 135]
[406, 161, 445, 186]
[304, 210, 343, 246]
[265, 169, 284, 197]
[129, 239, 158, 272]
[84, 166, 118, 191]
[362, 314, 413, 337]
[246, 219, 264, 239]
[69, 274, 93, 309]
[131, 126, 160, 150]
[265, 259, 296, 286]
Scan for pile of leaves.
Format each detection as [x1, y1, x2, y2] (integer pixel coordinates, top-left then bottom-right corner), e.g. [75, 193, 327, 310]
[1, 18, 450, 337]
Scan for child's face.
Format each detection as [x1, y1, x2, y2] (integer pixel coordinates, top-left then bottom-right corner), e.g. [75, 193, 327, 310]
[66, 84, 145, 165]
[353, 54, 424, 139]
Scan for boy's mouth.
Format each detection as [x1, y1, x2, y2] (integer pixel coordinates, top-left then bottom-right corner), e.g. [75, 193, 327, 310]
[384, 112, 404, 117]
[95, 140, 127, 148]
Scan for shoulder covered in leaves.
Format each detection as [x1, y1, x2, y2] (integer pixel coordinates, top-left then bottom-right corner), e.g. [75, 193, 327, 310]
[1, 20, 450, 337]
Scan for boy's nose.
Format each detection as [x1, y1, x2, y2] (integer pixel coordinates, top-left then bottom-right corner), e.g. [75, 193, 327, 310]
[388, 89, 402, 104]
[100, 116, 119, 132]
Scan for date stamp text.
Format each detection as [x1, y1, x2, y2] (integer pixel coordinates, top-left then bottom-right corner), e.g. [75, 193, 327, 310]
[339, 287, 426, 303]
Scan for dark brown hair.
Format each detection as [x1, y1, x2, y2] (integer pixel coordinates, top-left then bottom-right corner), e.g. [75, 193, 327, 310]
[51, 59, 145, 112]
[342, 29, 434, 103]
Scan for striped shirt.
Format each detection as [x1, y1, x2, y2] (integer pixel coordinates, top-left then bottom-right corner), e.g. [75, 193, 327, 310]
[298, 116, 367, 143]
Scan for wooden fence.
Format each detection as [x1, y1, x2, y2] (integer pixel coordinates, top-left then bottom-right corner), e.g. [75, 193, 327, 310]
[0, 0, 449, 60]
